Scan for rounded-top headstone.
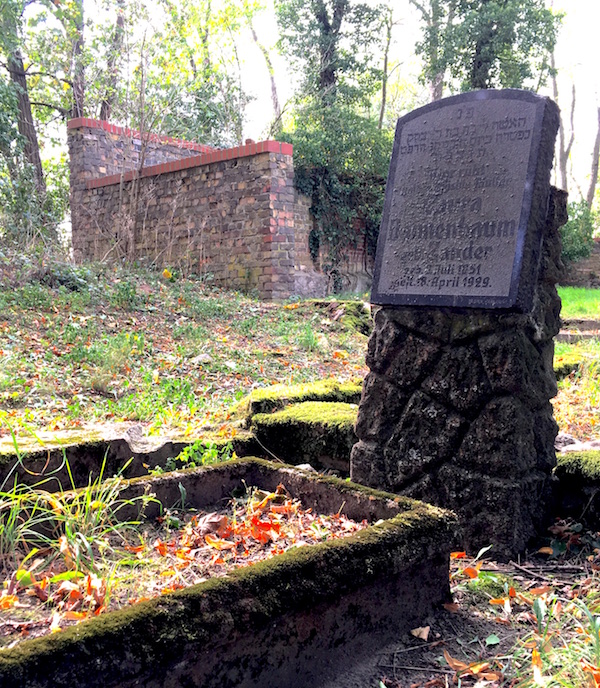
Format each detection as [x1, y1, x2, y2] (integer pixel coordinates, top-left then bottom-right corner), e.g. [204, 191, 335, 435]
[371, 90, 560, 311]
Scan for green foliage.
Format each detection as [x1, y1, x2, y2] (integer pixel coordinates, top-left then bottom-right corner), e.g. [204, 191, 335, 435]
[109, 279, 140, 310]
[561, 199, 596, 263]
[275, 1, 392, 288]
[414, 0, 562, 93]
[165, 440, 237, 472]
[0, 77, 65, 243]
[276, 0, 384, 107]
[282, 104, 392, 288]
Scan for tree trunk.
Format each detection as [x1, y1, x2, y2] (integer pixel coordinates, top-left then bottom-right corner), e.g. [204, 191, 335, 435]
[70, 0, 85, 118]
[314, 0, 347, 106]
[409, 0, 451, 101]
[7, 49, 45, 194]
[99, 0, 125, 121]
[587, 106, 600, 208]
[378, 8, 392, 128]
[549, 48, 574, 191]
[249, 21, 281, 123]
[469, 23, 495, 90]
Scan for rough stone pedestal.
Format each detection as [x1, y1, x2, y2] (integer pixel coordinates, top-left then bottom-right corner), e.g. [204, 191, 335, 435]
[351, 188, 567, 558]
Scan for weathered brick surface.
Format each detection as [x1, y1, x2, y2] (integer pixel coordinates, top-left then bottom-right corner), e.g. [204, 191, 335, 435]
[68, 119, 328, 299]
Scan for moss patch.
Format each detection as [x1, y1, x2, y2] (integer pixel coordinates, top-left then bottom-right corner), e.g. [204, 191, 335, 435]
[251, 402, 358, 471]
[338, 301, 373, 336]
[554, 350, 586, 379]
[555, 451, 600, 482]
[232, 378, 362, 422]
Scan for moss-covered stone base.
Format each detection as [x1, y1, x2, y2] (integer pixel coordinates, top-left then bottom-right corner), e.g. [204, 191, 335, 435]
[0, 458, 457, 688]
[251, 401, 357, 472]
[232, 378, 363, 423]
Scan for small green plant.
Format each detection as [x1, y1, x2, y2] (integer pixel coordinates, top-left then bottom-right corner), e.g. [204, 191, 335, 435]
[46, 456, 157, 573]
[110, 280, 139, 309]
[163, 440, 237, 472]
[298, 323, 320, 352]
[0, 431, 159, 575]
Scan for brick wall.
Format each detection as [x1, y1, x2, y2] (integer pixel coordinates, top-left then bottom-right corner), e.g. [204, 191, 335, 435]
[561, 238, 600, 288]
[68, 119, 332, 300]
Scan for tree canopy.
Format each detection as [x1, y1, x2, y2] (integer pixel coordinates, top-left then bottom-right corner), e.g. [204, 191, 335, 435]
[412, 0, 562, 95]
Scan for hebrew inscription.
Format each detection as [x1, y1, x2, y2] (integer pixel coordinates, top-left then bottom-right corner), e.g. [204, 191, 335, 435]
[372, 92, 546, 308]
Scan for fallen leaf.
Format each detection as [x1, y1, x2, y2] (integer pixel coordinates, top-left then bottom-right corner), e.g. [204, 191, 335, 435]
[443, 649, 469, 672]
[410, 625, 430, 641]
[205, 534, 236, 550]
[530, 585, 553, 596]
[443, 602, 459, 612]
[0, 594, 18, 609]
[537, 547, 554, 555]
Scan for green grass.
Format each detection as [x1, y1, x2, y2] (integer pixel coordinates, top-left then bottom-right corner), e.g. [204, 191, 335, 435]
[558, 286, 600, 319]
[0, 259, 369, 440]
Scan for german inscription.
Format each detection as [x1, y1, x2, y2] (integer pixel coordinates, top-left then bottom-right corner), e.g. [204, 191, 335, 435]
[371, 91, 547, 308]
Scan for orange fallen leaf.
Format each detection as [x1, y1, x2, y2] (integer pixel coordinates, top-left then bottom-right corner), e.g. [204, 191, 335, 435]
[530, 585, 553, 596]
[537, 547, 554, 555]
[450, 551, 467, 559]
[205, 534, 236, 550]
[0, 594, 18, 609]
[154, 540, 168, 556]
[443, 649, 469, 672]
[490, 597, 509, 605]
[582, 659, 600, 686]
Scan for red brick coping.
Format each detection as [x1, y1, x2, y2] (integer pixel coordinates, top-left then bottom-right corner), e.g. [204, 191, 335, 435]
[67, 118, 294, 191]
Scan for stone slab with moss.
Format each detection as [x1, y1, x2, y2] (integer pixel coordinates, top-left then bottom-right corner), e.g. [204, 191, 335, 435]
[0, 457, 458, 688]
[553, 349, 588, 379]
[232, 378, 363, 423]
[251, 401, 358, 472]
[298, 300, 373, 336]
[0, 429, 260, 490]
[554, 451, 600, 526]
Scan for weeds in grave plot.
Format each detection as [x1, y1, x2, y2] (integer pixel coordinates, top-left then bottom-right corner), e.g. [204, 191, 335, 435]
[0, 449, 159, 644]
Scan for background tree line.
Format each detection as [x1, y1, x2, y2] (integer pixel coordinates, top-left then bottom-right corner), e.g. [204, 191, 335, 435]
[0, 0, 595, 283]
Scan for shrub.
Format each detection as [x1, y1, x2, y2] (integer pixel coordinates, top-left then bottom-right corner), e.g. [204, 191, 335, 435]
[561, 200, 596, 263]
[280, 104, 392, 291]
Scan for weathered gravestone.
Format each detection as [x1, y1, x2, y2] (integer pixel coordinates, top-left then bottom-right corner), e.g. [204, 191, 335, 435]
[351, 90, 566, 558]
